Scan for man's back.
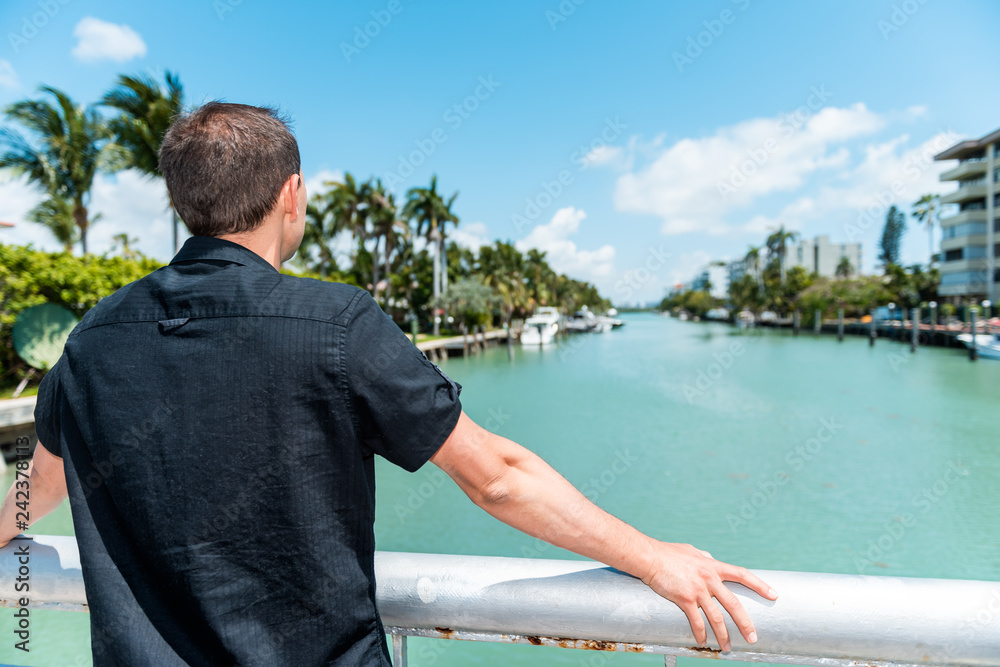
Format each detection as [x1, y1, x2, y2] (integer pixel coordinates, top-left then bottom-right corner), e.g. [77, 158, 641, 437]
[35, 236, 462, 665]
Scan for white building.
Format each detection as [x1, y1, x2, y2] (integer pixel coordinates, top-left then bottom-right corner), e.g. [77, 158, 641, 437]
[785, 235, 862, 278]
[691, 264, 730, 300]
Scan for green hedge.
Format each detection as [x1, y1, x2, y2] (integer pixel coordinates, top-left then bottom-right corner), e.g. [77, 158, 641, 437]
[0, 243, 164, 381]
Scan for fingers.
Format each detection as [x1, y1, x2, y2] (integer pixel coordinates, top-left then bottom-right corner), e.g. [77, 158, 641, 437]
[719, 562, 778, 600]
[680, 603, 708, 646]
[700, 595, 731, 652]
[711, 581, 758, 645]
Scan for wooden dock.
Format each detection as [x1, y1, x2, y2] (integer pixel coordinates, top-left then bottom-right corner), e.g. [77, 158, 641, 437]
[416, 327, 515, 361]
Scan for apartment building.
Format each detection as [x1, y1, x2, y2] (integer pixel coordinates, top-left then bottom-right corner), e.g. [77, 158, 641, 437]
[933, 128, 999, 303]
[785, 235, 863, 278]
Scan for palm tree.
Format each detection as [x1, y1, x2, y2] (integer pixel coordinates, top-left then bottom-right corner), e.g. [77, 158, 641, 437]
[437, 190, 459, 295]
[478, 241, 528, 324]
[0, 85, 117, 254]
[835, 256, 853, 279]
[296, 198, 343, 277]
[912, 194, 940, 267]
[766, 225, 799, 284]
[403, 175, 454, 334]
[101, 71, 185, 253]
[744, 245, 764, 296]
[25, 195, 78, 252]
[367, 181, 409, 304]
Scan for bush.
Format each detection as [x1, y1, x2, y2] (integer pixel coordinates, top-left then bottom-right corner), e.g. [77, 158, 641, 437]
[0, 243, 164, 382]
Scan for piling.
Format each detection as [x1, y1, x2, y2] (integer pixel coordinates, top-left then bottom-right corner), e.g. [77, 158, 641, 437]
[910, 307, 919, 353]
[793, 310, 801, 336]
[506, 322, 514, 361]
[869, 309, 877, 347]
[837, 309, 844, 342]
[969, 310, 978, 361]
[814, 309, 822, 334]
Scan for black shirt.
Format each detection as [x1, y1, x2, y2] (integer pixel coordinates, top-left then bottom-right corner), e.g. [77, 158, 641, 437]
[34, 236, 463, 666]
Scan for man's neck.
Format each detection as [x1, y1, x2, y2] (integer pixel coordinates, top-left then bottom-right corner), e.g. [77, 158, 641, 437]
[216, 227, 284, 271]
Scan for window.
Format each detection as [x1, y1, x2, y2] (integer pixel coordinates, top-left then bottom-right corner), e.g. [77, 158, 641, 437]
[944, 249, 963, 261]
[961, 200, 985, 211]
[966, 246, 987, 259]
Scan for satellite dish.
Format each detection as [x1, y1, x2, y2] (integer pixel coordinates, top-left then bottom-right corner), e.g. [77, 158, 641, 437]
[12, 303, 79, 370]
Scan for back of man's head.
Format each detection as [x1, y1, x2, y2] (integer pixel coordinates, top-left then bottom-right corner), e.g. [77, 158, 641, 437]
[159, 102, 301, 237]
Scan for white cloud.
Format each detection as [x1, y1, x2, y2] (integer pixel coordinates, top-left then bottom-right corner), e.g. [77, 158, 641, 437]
[516, 206, 616, 282]
[613, 103, 886, 235]
[449, 221, 492, 250]
[71, 17, 147, 63]
[304, 168, 343, 197]
[0, 170, 178, 259]
[583, 144, 624, 168]
[0, 60, 20, 88]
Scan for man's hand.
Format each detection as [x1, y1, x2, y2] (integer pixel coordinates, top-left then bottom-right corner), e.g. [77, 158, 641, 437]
[639, 542, 777, 651]
[431, 411, 777, 651]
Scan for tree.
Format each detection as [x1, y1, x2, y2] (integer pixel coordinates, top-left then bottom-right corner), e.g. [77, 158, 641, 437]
[835, 256, 853, 279]
[744, 245, 765, 297]
[403, 175, 455, 334]
[101, 71, 185, 253]
[25, 195, 78, 252]
[367, 181, 408, 303]
[765, 225, 799, 284]
[0, 86, 118, 255]
[296, 199, 344, 278]
[912, 194, 940, 267]
[879, 205, 907, 269]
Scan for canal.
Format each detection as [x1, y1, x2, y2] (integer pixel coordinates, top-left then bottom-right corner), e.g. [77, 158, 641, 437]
[3, 312, 999, 666]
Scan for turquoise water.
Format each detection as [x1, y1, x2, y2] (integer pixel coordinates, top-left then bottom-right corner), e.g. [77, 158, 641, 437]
[2, 313, 999, 666]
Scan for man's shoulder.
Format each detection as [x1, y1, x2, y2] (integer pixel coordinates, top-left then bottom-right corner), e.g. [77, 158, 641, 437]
[272, 274, 369, 323]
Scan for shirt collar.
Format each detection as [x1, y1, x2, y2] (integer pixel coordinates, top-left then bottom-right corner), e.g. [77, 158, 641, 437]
[169, 236, 279, 273]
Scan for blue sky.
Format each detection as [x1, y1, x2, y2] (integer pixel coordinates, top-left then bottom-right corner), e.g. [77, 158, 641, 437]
[1, 0, 999, 304]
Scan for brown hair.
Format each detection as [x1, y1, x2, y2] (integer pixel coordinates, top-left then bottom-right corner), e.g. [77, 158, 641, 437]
[158, 102, 301, 236]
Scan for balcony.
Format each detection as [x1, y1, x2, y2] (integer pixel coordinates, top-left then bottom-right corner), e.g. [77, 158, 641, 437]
[940, 160, 989, 182]
[941, 184, 989, 205]
[3, 535, 1000, 666]
[941, 209, 988, 227]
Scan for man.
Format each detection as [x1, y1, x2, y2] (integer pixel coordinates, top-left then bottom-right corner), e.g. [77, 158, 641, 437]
[0, 102, 776, 665]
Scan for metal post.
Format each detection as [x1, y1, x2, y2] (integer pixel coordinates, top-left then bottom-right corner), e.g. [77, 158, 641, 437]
[793, 309, 801, 336]
[869, 308, 877, 347]
[664, 656, 678, 667]
[970, 309, 978, 361]
[910, 307, 919, 353]
[814, 309, 822, 334]
[392, 633, 408, 666]
[837, 308, 844, 342]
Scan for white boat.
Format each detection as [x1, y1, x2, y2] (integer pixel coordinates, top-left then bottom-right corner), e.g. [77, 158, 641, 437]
[521, 307, 560, 345]
[957, 332, 1000, 359]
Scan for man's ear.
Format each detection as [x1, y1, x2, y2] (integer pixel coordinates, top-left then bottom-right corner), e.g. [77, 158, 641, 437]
[282, 174, 300, 221]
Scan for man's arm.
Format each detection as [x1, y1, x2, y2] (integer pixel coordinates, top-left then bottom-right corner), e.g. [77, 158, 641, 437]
[0, 442, 68, 548]
[430, 411, 778, 652]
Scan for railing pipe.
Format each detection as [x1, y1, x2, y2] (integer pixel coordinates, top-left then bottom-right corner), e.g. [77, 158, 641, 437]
[2, 538, 1000, 666]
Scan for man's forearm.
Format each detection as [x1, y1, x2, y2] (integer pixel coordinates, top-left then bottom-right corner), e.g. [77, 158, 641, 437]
[469, 435, 657, 581]
[0, 458, 69, 548]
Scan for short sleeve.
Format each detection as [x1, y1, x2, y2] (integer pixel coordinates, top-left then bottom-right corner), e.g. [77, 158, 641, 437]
[344, 292, 463, 472]
[33, 360, 64, 457]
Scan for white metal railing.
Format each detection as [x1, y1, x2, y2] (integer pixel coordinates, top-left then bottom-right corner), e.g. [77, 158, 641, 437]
[2, 536, 1000, 666]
